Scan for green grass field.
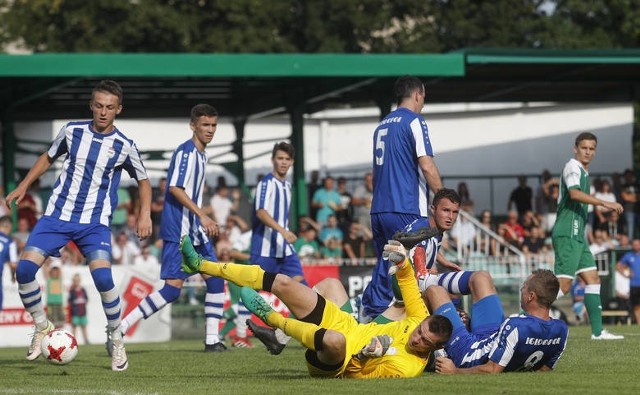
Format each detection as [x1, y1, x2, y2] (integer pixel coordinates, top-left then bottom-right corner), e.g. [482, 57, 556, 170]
[1, 325, 637, 395]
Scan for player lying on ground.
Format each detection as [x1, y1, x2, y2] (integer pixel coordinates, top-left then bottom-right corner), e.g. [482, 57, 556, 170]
[180, 235, 452, 378]
[421, 269, 569, 373]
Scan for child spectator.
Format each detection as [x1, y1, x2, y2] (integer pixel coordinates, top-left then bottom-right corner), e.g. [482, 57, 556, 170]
[46, 259, 65, 328]
[68, 274, 90, 344]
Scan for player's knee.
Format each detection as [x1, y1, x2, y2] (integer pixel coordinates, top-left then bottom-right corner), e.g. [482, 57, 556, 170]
[469, 271, 493, 289]
[159, 283, 182, 303]
[16, 259, 40, 283]
[273, 273, 295, 290]
[90, 267, 115, 292]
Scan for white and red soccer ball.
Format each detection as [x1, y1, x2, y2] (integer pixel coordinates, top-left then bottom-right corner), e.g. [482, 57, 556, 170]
[41, 329, 78, 365]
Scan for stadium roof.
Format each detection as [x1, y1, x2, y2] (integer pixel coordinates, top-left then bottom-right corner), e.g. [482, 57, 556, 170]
[1, 49, 640, 121]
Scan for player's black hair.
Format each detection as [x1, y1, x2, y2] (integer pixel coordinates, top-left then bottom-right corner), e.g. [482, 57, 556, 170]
[575, 132, 597, 146]
[394, 75, 424, 105]
[272, 141, 295, 160]
[432, 188, 461, 207]
[190, 104, 218, 123]
[92, 80, 124, 105]
[428, 314, 453, 346]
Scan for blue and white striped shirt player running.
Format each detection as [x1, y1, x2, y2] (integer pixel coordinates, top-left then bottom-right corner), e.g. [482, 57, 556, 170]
[45, 120, 148, 226]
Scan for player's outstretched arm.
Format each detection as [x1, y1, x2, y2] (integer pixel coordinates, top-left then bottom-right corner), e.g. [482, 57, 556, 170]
[435, 357, 504, 374]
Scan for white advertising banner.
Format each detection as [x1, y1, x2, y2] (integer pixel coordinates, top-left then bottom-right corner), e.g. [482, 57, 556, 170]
[0, 264, 169, 348]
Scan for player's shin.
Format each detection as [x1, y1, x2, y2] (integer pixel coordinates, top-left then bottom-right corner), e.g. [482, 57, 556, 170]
[200, 261, 265, 289]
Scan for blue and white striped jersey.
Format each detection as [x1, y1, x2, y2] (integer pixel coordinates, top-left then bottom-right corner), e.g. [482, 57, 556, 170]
[44, 121, 148, 226]
[159, 139, 209, 246]
[413, 233, 442, 271]
[0, 231, 18, 266]
[457, 315, 568, 372]
[250, 173, 295, 258]
[371, 107, 434, 217]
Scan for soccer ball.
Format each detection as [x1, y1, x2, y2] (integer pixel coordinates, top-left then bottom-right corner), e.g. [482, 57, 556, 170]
[41, 329, 78, 365]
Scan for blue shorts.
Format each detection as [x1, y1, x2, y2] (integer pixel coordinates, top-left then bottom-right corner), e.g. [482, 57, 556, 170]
[249, 254, 304, 278]
[26, 216, 111, 258]
[161, 240, 217, 280]
[441, 294, 504, 367]
[361, 213, 430, 318]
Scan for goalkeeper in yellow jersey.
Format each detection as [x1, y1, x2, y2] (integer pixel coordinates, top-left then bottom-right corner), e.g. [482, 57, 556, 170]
[181, 235, 452, 378]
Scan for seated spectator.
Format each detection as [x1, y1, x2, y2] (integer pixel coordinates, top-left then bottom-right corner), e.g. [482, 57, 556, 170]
[320, 237, 343, 262]
[319, 215, 343, 246]
[351, 172, 373, 233]
[521, 210, 540, 238]
[597, 210, 626, 245]
[498, 210, 525, 248]
[112, 231, 140, 265]
[292, 227, 321, 262]
[522, 226, 547, 256]
[343, 221, 372, 260]
[541, 180, 559, 236]
[133, 243, 160, 271]
[589, 228, 615, 255]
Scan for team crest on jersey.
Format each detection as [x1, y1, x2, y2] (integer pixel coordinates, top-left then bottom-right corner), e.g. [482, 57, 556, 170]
[106, 147, 115, 159]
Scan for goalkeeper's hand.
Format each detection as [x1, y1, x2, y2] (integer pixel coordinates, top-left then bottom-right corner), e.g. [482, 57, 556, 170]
[355, 335, 393, 360]
[383, 240, 408, 275]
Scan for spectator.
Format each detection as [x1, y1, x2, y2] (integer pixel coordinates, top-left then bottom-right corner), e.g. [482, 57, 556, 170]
[320, 237, 343, 261]
[534, 169, 552, 214]
[150, 177, 167, 240]
[0, 186, 8, 218]
[343, 221, 372, 260]
[457, 182, 471, 205]
[12, 217, 31, 254]
[617, 239, 640, 325]
[132, 243, 160, 271]
[450, 201, 477, 251]
[589, 228, 614, 255]
[593, 179, 617, 230]
[292, 227, 321, 262]
[571, 277, 588, 324]
[521, 210, 540, 238]
[507, 175, 533, 220]
[29, 179, 44, 220]
[522, 226, 547, 256]
[123, 213, 142, 249]
[68, 273, 90, 344]
[210, 184, 238, 231]
[112, 231, 140, 265]
[16, 178, 39, 230]
[111, 186, 132, 235]
[351, 172, 373, 233]
[311, 176, 342, 226]
[45, 259, 65, 328]
[598, 210, 625, 245]
[620, 169, 637, 240]
[498, 210, 525, 248]
[336, 176, 353, 229]
[477, 209, 497, 256]
[319, 214, 343, 246]
[541, 180, 560, 236]
[307, 170, 321, 221]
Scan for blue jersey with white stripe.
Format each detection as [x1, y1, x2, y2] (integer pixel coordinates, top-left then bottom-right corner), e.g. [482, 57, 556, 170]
[0, 231, 17, 280]
[250, 173, 295, 258]
[413, 232, 442, 271]
[457, 315, 568, 372]
[44, 121, 148, 226]
[159, 139, 209, 246]
[371, 107, 434, 216]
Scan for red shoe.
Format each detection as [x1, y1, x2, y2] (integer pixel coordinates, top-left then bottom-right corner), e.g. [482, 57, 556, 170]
[232, 336, 254, 348]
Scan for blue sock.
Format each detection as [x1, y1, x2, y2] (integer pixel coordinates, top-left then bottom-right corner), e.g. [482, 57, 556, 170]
[438, 271, 473, 295]
[91, 267, 121, 330]
[17, 260, 47, 327]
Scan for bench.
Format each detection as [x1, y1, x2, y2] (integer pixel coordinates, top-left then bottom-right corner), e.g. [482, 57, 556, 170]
[601, 310, 631, 326]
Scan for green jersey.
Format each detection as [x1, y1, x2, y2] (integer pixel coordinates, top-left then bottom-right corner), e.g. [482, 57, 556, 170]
[552, 158, 590, 241]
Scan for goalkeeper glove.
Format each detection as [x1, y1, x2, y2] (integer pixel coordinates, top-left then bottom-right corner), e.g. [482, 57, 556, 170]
[355, 335, 393, 360]
[383, 240, 408, 275]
